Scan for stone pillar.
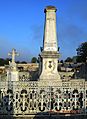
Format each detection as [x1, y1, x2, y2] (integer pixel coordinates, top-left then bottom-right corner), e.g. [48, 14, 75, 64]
[39, 6, 61, 81]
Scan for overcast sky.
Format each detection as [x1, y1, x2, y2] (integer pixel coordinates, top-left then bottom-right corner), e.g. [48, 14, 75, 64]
[0, 0, 87, 62]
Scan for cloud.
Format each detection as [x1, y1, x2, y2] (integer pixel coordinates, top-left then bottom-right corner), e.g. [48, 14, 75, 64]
[61, 24, 86, 42]
[27, 25, 43, 53]
[31, 25, 43, 40]
[65, 0, 87, 21]
[17, 48, 33, 62]
[0, 37, 13, 58]
[0, 37, 10, 47]
[57, 14, 87, 60]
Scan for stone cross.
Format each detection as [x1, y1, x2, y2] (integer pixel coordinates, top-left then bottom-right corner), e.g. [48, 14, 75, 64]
[8, 48, 19, 63]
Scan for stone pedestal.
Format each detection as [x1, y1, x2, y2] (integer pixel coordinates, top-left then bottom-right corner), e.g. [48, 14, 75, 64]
[40, 51, 60, 81]
[7, 62, 19, 81]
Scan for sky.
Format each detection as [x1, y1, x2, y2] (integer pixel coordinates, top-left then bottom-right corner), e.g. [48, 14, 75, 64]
[0, 0, 87, 62]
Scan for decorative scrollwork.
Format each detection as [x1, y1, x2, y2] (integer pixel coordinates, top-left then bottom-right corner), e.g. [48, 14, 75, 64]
[0, 81, 86, 115]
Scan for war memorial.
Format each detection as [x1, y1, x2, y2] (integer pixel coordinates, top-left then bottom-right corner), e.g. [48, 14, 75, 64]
[0, 6, 87, 119]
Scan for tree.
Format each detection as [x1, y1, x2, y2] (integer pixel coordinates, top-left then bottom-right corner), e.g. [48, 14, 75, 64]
[60, 60, 64, 63]
[0, 58, 11, 66]
[31, 57, 37, 63]
[16, 61, 20, 64]
[0, 58, 4, 66]
[21, 61, 27, 64]
[5, 58, 11, 65]
[76, 42, 87, 62]
[72, 56, 77, 63]
[65, 57, 73, 62]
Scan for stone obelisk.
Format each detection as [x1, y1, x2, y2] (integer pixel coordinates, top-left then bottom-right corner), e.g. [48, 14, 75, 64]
[39, 6, 61, 81]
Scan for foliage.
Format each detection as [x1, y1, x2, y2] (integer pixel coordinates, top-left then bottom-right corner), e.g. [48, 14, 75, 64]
[0, 58, 11, 66]
[76, 42, 87, 62]
[65, 57, 73, 62]
[21, 61, 27, 64]
[60, 60, 64, 63]
[72, 56, 77, 63]
[0, 58, 28, 66]
[31, 57, 37, 63]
